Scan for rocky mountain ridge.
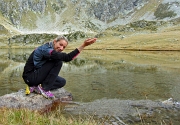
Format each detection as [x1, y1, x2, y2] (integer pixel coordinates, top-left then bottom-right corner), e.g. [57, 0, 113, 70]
[0, 0, 180, 34]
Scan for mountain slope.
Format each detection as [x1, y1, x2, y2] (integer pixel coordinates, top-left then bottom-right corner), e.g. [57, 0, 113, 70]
[0, 0, 180, 37]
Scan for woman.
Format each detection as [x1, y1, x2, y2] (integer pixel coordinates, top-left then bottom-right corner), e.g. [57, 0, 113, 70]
[22, 36, 97, 99]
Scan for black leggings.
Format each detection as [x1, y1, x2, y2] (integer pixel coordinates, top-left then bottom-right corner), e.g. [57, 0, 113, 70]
[24, 60, 66, 91]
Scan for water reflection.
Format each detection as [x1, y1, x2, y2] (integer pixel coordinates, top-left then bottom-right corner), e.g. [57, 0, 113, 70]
[0, 48, 33, 95]
[0, 49, 180, 103]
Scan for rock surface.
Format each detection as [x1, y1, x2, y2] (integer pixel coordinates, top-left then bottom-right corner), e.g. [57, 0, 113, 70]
[0, 88, 73, 112]
[64, 98, 180, 124]
[66, 98, 180, 117]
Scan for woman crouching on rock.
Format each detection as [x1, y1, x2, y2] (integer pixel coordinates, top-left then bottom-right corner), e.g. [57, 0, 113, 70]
[22, 36, 97, 99]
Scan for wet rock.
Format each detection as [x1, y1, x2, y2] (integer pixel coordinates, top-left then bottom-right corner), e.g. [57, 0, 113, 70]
[162, 98, 180, 108]
[65, 98, 180, 124]
[0, 88, 73, 112]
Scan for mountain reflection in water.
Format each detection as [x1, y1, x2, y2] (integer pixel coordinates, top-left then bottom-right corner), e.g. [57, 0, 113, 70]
[0, 48, 180, 103]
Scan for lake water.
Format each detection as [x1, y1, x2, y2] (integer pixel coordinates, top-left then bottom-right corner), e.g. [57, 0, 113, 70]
[1, 48, 180, 124]
[0, 48, 180, 103]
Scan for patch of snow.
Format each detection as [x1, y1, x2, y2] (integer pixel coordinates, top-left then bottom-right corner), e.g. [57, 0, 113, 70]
[139, 11, 156, 21]
[162, 0, 180, 3]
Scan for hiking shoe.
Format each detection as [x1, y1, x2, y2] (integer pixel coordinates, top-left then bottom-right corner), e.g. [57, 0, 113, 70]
[37, 85, 55, 99]
[29, 86, 40, 94]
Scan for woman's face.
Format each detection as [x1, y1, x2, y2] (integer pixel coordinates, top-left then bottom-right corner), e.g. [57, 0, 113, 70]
[53, 39, 68, 52]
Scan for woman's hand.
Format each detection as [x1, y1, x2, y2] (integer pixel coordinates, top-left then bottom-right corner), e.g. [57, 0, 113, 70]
[83, 38, 97, 47]
[78, 38, 97, 52]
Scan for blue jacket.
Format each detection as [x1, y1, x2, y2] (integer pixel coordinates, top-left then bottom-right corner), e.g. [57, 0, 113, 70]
[23, 42, 80, 76]
[34, 42, 54, 68]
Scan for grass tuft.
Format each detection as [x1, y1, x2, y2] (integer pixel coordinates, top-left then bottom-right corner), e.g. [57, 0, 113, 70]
[0, 108, 99, 125]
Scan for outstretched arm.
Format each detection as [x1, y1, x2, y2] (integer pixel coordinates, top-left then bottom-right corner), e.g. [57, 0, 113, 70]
[78, 38, 97, 52]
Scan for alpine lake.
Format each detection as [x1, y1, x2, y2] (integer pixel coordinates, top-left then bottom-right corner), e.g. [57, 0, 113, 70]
[0, 46, 180, 124]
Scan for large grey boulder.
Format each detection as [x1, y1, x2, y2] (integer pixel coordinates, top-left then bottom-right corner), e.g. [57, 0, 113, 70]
[0, 88, 73, 112]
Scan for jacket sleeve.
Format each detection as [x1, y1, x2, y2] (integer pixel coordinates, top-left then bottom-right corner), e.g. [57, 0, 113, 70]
[50, 48, 80, 62]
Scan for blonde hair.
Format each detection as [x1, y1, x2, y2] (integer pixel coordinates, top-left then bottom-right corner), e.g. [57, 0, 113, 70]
[55, 35, 69, 44]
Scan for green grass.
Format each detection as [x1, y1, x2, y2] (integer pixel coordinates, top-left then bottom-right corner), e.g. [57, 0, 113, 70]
[0, 108, 99, 125]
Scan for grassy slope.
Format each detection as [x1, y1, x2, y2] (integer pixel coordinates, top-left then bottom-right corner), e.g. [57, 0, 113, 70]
[0, 13, 20, 36]
[0, 13, 21, 46]
[67, 24, 180, 51]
